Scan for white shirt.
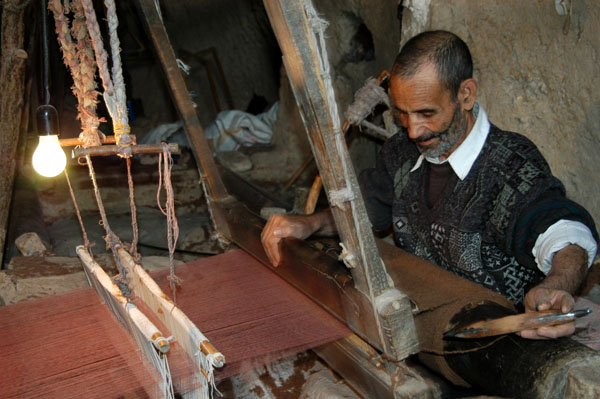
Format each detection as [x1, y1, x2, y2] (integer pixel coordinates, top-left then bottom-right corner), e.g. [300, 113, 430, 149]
[410, 103, 597, 274]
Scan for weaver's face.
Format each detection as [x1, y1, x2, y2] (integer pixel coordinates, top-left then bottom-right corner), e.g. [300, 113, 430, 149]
[390, 63, 469, 160]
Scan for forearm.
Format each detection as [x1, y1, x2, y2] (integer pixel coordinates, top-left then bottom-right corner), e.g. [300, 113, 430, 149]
[310, 208, 338, 236]
[535, 244, 588, 295]
[520, 244, 588, 338]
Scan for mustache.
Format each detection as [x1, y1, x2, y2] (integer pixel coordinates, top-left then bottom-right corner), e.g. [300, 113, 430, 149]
[413, 131, 444, 143]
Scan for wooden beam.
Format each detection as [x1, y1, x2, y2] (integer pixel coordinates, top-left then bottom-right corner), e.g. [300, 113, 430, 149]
[59, 135, 118, 147]
[262, 0, 418, 360]
[71, 143, 180, 158]
[134, 0, 233, 239]
[115, 246, 225, 370]
[0, 0, 29, 267]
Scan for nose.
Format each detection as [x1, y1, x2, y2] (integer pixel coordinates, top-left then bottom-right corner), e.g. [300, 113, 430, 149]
[404, 113, 427, 140]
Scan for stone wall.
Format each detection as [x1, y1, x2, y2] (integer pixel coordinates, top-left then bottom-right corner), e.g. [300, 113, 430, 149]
[402, 0, 600, 224]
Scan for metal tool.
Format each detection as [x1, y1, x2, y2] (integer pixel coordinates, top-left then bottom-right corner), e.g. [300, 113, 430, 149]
[444, 308, 592, 339]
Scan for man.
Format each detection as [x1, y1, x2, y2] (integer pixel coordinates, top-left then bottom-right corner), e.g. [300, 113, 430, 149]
[262, 31, 598, 339]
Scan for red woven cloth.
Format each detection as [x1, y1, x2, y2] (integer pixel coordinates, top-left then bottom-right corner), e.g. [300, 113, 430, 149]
[0, 288, 163, 399]
[0, 249, 350, 397]
[152, 249, 352, 380]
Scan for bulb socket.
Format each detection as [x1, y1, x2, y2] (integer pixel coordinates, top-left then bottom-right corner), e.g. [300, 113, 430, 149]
[36, 104, 60, 136]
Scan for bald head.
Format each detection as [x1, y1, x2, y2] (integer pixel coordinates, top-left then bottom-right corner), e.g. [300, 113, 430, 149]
[392, 31, 473, 97]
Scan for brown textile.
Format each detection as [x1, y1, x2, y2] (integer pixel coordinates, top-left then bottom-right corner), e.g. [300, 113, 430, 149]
[377, 239, 515, 386]
[152, 249, 352, 381]
[0, 288, 164, 399]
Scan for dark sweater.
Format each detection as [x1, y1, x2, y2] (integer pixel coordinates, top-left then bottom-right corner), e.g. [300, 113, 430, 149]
[359, 124, 598, 304]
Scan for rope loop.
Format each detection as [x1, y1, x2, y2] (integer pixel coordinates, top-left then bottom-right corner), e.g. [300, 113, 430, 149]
[339, 242, 358, 268]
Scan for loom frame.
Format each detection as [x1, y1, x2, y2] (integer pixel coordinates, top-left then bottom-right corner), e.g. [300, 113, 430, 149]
[134, 0, 421, 396]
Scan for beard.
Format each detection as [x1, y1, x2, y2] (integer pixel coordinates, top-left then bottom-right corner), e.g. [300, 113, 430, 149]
[411, 105, 468, 158]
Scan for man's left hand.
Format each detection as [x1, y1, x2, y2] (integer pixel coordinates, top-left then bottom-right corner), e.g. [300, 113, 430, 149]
[519, 287, 576, 339]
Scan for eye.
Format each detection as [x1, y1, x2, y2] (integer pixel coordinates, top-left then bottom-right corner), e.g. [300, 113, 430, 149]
[420, 111, 435, 118]
[392, 108, 406, 118]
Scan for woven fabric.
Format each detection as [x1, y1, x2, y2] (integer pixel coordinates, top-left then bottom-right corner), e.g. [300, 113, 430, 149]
[0, 288, 163, 399]
[152, 249, 351, 381]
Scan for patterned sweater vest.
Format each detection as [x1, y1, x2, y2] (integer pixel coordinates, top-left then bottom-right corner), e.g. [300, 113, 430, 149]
[360, 124, 596, 305]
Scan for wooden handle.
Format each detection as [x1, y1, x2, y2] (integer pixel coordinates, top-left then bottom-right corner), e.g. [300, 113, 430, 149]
[445, 308, 591, 338]
[304, 174, 323, 215]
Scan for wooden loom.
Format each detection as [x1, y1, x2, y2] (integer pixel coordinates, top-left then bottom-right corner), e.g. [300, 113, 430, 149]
[6, 0, 600, 398]
[134, 0, 423, 397]
[4, 0, 408, 396]
[136, 1, 600, 397]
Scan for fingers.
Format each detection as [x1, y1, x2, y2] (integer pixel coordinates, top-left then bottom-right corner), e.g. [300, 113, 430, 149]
[520, 287, 577, 340]
[260, 214, 315, 267]
[558, 294, 575, 314]
[261, 215, 284, 267]
[518, 320, 575, 340]
[524, 287, 574, 313]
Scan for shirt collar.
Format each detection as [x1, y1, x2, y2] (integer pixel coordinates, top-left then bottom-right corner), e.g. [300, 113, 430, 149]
[410, 102, 490, 180]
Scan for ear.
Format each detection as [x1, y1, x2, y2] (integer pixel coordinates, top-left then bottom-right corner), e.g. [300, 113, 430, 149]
[458, 78, 477, 112]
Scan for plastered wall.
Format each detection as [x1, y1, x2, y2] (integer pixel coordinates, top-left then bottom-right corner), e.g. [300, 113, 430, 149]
[402, 0, 600, 225]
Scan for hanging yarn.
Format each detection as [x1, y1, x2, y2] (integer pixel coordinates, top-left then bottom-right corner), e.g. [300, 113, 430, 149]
[126, 157, 140, 260]
[81, 0, 132, 147]
[48, 0, 105, 147]
[344, 77, 391, 126]
[157, 143, 181, 302]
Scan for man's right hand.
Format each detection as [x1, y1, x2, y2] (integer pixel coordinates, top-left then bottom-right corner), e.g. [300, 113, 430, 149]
[260, 210, 337, 267]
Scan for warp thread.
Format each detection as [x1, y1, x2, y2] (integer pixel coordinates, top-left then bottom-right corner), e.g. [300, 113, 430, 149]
[0, 287, 168, 398]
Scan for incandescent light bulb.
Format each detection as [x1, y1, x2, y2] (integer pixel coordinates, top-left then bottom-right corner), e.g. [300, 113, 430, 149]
[32, 135, 67, 177]
[32, 104, 66, 177]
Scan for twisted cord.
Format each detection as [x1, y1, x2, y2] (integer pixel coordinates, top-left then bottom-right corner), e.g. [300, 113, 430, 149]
[126, 157, 140, 261]
[80, 0, 114, 96]
[86, 154, 131, 297]
[64, 168, 92, 251]
[48, 0, 103, 147]
[71, 0, 103, 147]
[157, 144, 181, 303]
[105, 0, 129, 130]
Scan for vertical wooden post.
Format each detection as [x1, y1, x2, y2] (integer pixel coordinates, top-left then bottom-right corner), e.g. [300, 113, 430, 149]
[135, 0, 233, 239]
[263, 0, 418, 360]
[0, 0, 30, 267]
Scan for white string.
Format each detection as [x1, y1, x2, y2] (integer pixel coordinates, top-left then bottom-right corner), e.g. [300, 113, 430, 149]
[105, 0, 129, 128]
[196, 350, 221, 398]
[177, 58, 191, 75]
[328, 187, 356, 210]
[153, 0, 163, 22]
[78, 248, 175, 399]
